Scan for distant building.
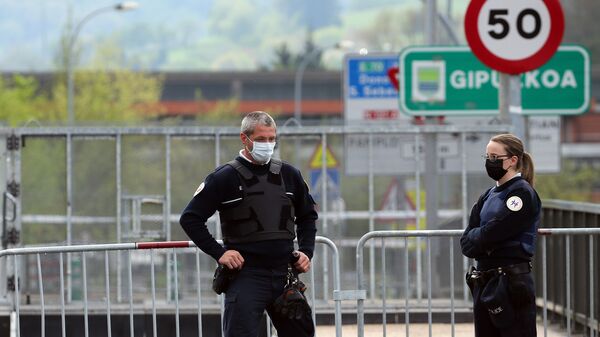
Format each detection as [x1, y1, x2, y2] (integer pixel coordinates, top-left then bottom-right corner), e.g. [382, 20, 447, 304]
[4, 69, 600, 144]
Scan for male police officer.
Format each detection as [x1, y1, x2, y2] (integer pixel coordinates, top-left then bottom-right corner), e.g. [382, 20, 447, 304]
[180, 111, 317, 337]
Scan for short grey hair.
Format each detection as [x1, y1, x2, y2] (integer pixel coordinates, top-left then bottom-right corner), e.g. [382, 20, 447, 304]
[241, 111, 276, 135]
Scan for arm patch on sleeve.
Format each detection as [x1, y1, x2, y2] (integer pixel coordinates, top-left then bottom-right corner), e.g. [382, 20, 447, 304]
[193, 182, 205, 196]
[506, 196, 523, 211]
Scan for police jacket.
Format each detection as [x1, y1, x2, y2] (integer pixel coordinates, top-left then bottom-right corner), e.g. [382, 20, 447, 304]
[460, 176, 541, 270]
[180, 155, 318, 268]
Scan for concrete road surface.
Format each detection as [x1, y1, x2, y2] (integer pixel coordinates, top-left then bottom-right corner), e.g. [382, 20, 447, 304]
[316, 322, 567, 336]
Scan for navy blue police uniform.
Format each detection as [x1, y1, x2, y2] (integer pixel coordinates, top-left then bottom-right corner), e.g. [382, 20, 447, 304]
[461, 175, 541, 337]
[180, 155, 317, 337]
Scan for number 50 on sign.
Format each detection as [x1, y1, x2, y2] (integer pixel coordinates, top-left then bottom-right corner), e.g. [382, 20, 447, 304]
[465, 0, 564, 74]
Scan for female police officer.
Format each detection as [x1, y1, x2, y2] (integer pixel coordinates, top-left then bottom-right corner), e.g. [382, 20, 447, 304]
[460, 133, 541, 337]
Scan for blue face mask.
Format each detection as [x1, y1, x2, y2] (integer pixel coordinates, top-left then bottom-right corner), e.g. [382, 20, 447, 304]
[246, 137, 276, 164]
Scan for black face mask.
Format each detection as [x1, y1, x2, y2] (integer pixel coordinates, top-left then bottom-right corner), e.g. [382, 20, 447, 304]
[485, 159, 508, 181]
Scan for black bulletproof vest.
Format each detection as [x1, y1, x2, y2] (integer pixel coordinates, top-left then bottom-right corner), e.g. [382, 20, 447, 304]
[219, 159, 296, 244]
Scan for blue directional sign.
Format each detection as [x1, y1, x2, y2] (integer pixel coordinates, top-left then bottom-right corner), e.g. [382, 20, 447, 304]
[346, 55, 399, 99]
[310, 168, 340, 202]
[343, 53, 404, 123]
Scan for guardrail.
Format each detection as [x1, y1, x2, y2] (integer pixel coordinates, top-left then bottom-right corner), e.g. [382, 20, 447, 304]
[355, 228, 600, 337]
[0, 236, 341, 337]
[2, 226, 599, 337]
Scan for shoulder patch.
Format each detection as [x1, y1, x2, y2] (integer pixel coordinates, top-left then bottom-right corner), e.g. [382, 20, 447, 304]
[193, 182, 205, 196]
[506, 196, 523, 211]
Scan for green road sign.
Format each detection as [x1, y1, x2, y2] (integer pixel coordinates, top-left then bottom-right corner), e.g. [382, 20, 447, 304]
[399, 45, 590, 116]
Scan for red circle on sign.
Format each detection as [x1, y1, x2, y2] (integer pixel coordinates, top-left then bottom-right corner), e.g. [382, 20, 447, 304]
[465, 0, 564, 74]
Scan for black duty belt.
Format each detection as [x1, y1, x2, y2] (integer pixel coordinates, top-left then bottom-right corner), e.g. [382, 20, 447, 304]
[468, 262, 532, 287]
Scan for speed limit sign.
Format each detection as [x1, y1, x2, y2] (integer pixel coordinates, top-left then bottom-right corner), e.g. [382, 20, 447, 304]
[465, 0, 564, 74]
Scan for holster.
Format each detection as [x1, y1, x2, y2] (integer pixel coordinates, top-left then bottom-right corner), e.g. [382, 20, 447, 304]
[465, 266, 476, 293]
[212, 265, 238, 295]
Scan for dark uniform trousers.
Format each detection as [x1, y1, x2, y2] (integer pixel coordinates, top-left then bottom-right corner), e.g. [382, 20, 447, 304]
[224, 265, 315, 337]
[472, 272, 537, 337]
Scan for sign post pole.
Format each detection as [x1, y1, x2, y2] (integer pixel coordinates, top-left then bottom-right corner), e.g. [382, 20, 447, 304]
[499, 73, 526, 141]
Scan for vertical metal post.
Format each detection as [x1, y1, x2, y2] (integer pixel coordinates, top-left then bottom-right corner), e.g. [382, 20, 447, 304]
[566, 235, 571, 337]
[589, 235, 594, 337]
[423, 131, 439, 301]
[215, 132, 222, 239]
[328, 238, 342, 337]
[381, 239, 387, 337]
[2, 132, 22, 306]
[424, 131, 438, 230]
[66, 133, 73, 303]
[13, 255, 20, 337]
[368, 133, 375, 299]
[105, 251, 112, 337]
[165, 135, 172, 242]
[450, 236, 455, 337]
[173, 250, 180, 337]
[128, 251, 134, 337]
[543, 236, 548, 337]
[165, 135, 172, 302]
[320, 133, 329, 301]
[415, 134, 423, 301]
[0, 136, 8, 300]
[195, 249, 203, 337]
[82, 252, 89, 337]
[425, 0, 437, 44]
[404, 237, 410, 337]
[310, 259, 317, 332]
[499, 74, 524, 140]
[427, 237, 432, 337]
[59, 253, 66, 337]
[498, 74, 511, 124]
[357, 241, 365, 337]
[151, 250, 157, 337]
[37, 254, 45, 337]
[116, 134, 123, 302]
[461, 133, 470, 302]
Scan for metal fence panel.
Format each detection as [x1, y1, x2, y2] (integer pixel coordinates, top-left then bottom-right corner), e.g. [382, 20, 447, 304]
[0, 236, 341, 337]
[355, 227, 600, 337]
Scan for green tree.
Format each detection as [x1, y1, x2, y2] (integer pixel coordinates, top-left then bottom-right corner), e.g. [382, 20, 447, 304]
[271, 42, 294, 70]
[536, 160, 598, 202]
[50, 29, 165, 124]
[266, 32, 326, 71]
[0, 75, 49, 126]
[48, 70, 164, 124]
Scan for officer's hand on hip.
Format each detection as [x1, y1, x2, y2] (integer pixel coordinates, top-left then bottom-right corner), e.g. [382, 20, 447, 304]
[218, 250, 244, 270]
[293, 251, 311, 273]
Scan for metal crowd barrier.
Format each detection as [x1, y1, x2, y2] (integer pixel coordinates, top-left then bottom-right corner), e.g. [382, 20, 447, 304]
[355, 228, 600, 337]
[3, 227, 598, 337]
[0, 236, 341, 337]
